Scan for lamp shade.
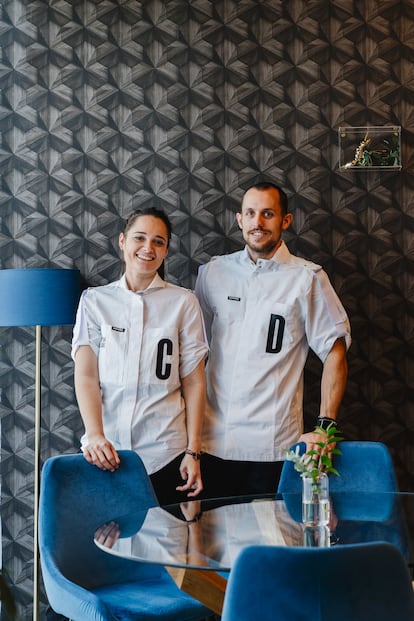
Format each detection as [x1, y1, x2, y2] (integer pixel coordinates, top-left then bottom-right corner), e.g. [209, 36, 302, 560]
[0, 268, 80, 327]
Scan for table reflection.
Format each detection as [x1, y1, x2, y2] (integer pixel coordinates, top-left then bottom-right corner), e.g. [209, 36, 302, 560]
[96, 496, 304, 570]
[94, 492, 413, 571]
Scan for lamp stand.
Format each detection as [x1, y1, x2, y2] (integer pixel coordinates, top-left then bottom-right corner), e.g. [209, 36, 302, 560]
[0, 267, 80, 620]
[33, 325, 42, 621]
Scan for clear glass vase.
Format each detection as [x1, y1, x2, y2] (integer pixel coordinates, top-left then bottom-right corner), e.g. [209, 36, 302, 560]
[302, 524, 331, 547]
[301, 472, 330, 526]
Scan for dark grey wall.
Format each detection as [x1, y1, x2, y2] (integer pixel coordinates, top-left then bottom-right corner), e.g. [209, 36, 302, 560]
[1, 0, 413, 617]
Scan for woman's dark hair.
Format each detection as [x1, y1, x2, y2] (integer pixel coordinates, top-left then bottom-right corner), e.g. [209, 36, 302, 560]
[121, 207, 172, 279]
[123, 207, 172, 247]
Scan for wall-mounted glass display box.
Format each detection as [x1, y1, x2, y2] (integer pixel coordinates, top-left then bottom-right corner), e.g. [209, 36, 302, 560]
[338, 126, 401, 171]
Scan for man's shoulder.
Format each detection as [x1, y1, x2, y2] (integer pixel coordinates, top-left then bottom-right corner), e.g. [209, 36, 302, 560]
[201, 251, 244, 271]
[283, 253, 322, 273]
[275, 241, 321, 274]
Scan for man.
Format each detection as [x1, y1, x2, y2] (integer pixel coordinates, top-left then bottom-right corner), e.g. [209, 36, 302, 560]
[195, 181, 351, 497]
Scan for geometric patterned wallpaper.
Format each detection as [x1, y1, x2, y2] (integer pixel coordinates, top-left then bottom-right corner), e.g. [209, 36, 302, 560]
[1, 0, 413, 617]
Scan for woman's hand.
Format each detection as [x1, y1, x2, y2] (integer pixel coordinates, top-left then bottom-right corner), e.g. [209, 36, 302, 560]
[176, 453, 203, 497]
[180, 500, 201, 522]
[82, 435, 120, 472]
[94, 521, 120, 548]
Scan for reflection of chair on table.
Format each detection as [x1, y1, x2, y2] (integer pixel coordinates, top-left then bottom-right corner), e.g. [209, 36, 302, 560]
[278, 440, 399, 522]
[278, 441, 399, 495]
[221, 542, 414, 621]
[277, 440, 410, 558]
[39, 450, 213, 621]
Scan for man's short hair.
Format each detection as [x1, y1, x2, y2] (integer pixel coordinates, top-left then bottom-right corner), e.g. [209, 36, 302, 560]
[244, 182, 289, 216]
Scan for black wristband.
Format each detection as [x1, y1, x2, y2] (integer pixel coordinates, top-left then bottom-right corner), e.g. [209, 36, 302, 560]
[184, 449, 202, 461]
[316, 416, 337, 431]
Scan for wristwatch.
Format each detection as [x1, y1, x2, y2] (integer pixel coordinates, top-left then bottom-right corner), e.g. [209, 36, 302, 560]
[316, 416, 337, 430]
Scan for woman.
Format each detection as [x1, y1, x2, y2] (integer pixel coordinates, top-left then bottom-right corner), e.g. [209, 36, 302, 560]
[71, 207, 208, 504]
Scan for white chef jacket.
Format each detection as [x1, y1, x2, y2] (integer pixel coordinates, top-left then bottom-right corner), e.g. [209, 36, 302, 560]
[195, 241, 351, 462]
[72, 273, 208, 474]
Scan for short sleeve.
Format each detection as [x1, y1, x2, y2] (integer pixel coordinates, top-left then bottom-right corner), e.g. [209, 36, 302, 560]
[71, 289, 100, 360]
[178, 291, 209, 378]
[305, 269, 351, 362]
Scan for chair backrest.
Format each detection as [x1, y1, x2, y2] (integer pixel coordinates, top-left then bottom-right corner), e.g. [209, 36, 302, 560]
[278, 441, 398, 494]
[39, 450, 162, 591]
[221, 542, 414, 621]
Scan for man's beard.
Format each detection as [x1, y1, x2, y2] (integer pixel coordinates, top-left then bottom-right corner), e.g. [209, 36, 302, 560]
[246, 234, 279, 257]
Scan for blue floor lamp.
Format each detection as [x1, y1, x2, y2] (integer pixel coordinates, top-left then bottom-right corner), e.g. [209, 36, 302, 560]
[0, 268, 80, 621]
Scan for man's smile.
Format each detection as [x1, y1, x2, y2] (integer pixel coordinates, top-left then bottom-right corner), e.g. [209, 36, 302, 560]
[249, 229, 270, 239]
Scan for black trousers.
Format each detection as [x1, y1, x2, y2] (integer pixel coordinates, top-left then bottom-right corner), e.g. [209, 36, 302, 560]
[149, 452, 196, 505]
[148, 453, 284, 504]
[199, 453, 284, 499]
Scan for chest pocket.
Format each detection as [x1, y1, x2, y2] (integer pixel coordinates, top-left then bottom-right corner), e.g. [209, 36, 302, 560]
[211, 297, 244, 345]
[261, 302, 296, 355]
[240, 301, 295, 359]
[216, 295, 244, 323]
[144, 327, 180, 386]
[98, 324, 128, 385]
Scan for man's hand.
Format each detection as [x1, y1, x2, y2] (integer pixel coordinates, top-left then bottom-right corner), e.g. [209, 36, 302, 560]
[298, 429, 336, 460]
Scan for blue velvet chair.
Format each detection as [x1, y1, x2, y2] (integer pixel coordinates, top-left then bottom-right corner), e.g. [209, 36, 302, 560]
[278, 441, 398, 494]
[221, 542, 414, 621]
[278, 441, 410, 559]
[39, 451, 213, 621]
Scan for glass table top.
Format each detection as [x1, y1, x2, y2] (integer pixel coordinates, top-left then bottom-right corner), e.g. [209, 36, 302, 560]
[94, 492, 414, 572]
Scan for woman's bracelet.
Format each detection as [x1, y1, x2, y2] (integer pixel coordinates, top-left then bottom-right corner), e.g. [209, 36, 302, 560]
[316, 416, 337, 431]
[184, 449, 202, 461]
